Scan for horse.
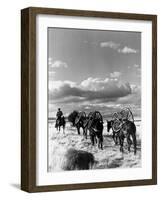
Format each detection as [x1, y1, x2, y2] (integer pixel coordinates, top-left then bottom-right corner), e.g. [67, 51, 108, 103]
[107, 119, 137, 154]
[55, 116, 66, 133]
[88, 111, 104, 149]
[107, 120, 119, 145]
[118, 120, 137, 155]
[74, 112, 88, 139]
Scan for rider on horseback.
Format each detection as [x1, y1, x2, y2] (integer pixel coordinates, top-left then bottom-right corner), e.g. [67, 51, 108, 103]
[56, 108, 63, 121]
[55, 108, 65, 132]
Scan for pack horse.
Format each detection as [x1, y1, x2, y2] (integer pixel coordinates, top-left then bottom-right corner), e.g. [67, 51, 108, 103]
[107, 108, 137, 154]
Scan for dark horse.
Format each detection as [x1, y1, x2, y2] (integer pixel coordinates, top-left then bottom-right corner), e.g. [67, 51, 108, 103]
[74, 112, 88, 139]
[107, 119, 137, 154]
[118, 120, 137, 155]
[88, 112, 104, 149]
[55, 116, 66, 133]
[107, 120, 119, 145]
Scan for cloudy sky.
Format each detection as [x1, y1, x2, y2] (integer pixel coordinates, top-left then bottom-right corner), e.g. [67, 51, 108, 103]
[48, 28, 141, 118]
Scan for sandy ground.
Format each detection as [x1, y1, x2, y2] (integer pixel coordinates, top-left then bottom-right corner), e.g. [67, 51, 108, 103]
[48, 120, 141, 172]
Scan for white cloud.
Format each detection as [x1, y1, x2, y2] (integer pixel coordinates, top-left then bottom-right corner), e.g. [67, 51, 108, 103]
[49, 77, 132, 105]
[118, 84, 141, 106]
[134, 64, 140, 68]
[110, 71, 122, 78]
[127, 64, 141, 77]
[118, 46, 138, 54]
[48, 58, 68, 69]
[128, 64, 140, 69]
[100, 41, 120, 49]
[80, 77, 109, 91]
[83, 40, 98, 46]
[51, 60, 68, 68]
[49, 80, 76, 91]
[48, 57, 53, 65]
[100, 42, 138, 55]
[130, 84, 141, 93]
[48, 79, 141, 118]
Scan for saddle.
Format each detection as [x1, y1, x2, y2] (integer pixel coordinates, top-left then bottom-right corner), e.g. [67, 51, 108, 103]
[112, 107, 134, 132]
[87, 111, 103, 130]
[75, 112, 86, 125]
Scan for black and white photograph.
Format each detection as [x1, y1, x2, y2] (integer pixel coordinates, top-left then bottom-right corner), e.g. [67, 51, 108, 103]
[48, 28, 141, 172]
[20, 7, 157, 192]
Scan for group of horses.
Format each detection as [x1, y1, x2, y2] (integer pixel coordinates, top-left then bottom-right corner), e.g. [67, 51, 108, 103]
[55, 109, 137, 155]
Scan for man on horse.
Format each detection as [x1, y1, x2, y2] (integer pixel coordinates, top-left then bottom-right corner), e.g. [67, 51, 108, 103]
[56, 108, 63, 125]
[56, 108, 63, 120]
[55, 108, 65, 132]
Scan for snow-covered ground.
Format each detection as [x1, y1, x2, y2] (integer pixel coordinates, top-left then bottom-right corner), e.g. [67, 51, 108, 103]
[48, 120, 141, 172]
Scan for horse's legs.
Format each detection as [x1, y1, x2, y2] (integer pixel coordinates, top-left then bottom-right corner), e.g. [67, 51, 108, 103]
[85, 128, 87, 139]
[98, 138, 100, 149]
[113, 132, 118, 145]
[90, 133, 95, 146]
[91, 136, 94, 146]
[127, 135, 132, 152]
[83, 127, 87, 139]
[115, 134, 119, 145]
[99, 136, 103, 150]
[93, 136, 95, 146]
[76, 126, 80, 135]
[119, 135, 124, 153]
[112, 132, 116, 144]
[95, 137, 97, 144]
[101, 135, 103, 149]
[131, 132, 137, 155]
[101, 142, 103, 150]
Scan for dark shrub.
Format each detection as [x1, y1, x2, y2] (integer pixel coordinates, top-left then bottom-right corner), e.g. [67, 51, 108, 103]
[62, 148, 95, 170]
